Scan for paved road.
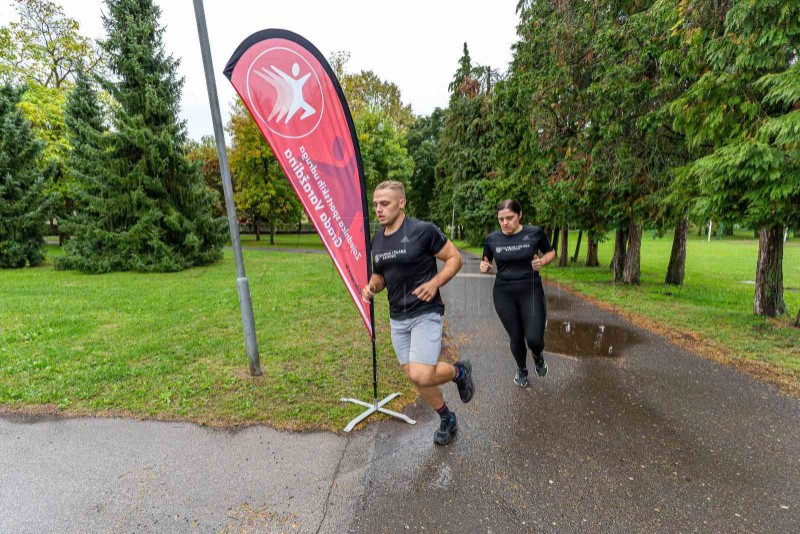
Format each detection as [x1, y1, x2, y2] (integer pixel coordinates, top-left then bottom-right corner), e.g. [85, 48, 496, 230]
[2, 252, 799, 533]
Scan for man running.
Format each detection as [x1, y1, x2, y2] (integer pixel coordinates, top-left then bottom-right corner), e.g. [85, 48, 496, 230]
[362, 180, 474, 445]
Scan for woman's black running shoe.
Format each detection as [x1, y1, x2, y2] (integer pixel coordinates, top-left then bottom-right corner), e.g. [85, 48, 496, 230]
[534, 354, 548, 377]
[514, 369, 529, 388]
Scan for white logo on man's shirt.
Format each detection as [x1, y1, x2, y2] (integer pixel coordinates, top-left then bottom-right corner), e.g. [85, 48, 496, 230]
[374, 249, 407, 263]
[496, 244, 531, 254]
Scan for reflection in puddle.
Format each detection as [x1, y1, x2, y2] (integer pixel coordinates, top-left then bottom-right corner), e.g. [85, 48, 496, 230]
[544, 321, 641, 358]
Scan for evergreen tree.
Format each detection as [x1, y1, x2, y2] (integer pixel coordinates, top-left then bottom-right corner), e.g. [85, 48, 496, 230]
[499, 0, 596, 266]
[0, 84, 49, 268]
[406, 108, 444, 220]
[448, 42, 479, 103]
[435, 43, 495, 243]
[59, 0, 225, 273]
[587, 0, 690, 283]
[670, 0, 800, 317]
[56, 63, 112, 270]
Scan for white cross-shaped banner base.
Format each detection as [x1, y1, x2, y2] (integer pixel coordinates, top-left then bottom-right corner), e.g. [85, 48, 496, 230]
[340, 392, 417, 432]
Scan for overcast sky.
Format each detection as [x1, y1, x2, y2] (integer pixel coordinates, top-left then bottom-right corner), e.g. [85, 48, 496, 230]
[1, 0, 520, 140]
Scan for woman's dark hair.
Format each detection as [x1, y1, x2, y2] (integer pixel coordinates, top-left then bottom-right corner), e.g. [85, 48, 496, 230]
[495, 199, 522, 216]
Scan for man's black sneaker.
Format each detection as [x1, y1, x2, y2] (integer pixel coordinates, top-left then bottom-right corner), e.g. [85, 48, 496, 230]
[434, 412, 457, 445]
[454, 360, 474, 403]
[514, 369, 529, 388]
[534, 355, 548, 378]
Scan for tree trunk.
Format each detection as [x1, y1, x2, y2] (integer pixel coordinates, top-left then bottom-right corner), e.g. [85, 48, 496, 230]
[586, 232, 599, 267]
[572, 230, 583, 263]
[612, 227, 628, 281]
[753, 229, 759, 239]
[254, 215, 261, 241]
[269, 203, 276, 245]
[297, 221, 302, 233]
[58, 198, 75, 246]
[559, 226, 569, 267]
[551, 226, 560, 257]
[754, 224, 785, 317]
[795, 307, 800, 328]
[622, 222, 642, 285]
[665, 218, 689, 286]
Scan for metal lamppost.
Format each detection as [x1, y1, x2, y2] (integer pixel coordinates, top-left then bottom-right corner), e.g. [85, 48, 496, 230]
[192, 0, 261, 376]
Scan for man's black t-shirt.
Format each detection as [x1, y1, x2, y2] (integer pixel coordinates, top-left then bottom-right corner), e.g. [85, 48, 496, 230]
[482, 225, 553, 284]
[371, 216, 448, 319]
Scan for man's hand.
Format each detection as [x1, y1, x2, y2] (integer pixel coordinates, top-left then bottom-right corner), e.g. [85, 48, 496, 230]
[480, 256, 492, 274]
[412, 279, 439, 302]
[361, 283, 376, 303]
[532, 254, 543, 272]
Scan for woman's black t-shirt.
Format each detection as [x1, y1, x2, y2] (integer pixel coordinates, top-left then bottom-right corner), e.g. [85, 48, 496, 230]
[482, 225, 553, 284]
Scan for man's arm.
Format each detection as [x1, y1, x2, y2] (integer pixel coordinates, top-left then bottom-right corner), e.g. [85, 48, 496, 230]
[362, 273, 386, 302]
[413, 241, 463, 302]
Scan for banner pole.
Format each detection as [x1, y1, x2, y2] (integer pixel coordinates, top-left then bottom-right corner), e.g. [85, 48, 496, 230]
[193, 0, 261, 376]
[339, 259, 415, 432]
[371, 303, 379, 404]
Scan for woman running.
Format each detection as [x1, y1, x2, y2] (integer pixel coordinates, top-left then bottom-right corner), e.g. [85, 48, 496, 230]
[480, 199, 556, 387]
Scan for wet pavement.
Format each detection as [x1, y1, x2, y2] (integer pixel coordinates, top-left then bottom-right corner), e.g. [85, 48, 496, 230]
[344, 252, 800, 533]
[2, 250, 799, 533]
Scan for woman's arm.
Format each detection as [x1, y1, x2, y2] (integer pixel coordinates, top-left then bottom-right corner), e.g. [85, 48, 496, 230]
[532, 250, 557, 271]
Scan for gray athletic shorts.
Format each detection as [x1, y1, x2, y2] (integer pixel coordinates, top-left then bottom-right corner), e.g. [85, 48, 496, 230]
[389, 311, 444, 366]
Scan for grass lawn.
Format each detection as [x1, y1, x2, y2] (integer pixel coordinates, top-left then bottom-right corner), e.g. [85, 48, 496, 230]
[0, 245, 414, 430]
[457, 230, 800, 393]
[232, 233, 325, 249]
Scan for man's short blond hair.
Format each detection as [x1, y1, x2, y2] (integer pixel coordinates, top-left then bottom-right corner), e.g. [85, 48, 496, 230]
[374, 180, 406, 197]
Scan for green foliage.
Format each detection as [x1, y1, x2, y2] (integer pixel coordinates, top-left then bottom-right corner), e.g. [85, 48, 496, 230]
[186, 136, 225, 217]
[0, 0, 102, 88]
[670, 0, 800, 231]
[0, 0, 108, 236]
[355, 108, 414, 197]
[0, 84, 50, 268]
[343, 69, 414, 132]
[55, 64, 110, 269]
[17, 82, 70, 215]
[56, 0, 225, 273]
[227, 100, 301, 238]
[433, 43, 496, 243]
[332, 52, 414, 132]
[334, 58, 415, 203]
[406, 108, 444, 220]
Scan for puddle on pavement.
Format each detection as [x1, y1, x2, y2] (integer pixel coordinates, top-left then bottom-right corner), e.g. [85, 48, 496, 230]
[544, 320, 642, 358]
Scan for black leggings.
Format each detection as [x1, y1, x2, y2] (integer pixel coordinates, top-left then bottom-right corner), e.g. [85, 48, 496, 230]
[492, 280, 546, 370]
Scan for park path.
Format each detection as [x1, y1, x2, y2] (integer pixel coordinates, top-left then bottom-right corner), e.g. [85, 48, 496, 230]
[2, 251, 799, 533]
